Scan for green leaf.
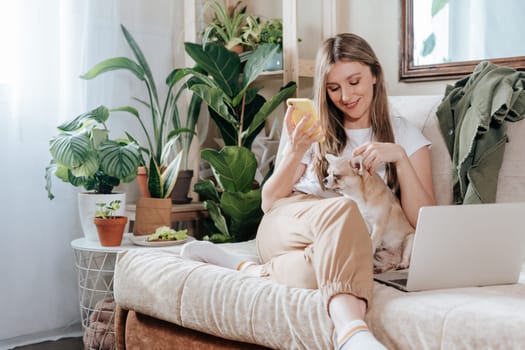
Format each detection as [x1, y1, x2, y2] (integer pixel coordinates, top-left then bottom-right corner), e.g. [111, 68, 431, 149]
[208, 108, 238, 146]
[91, 128, 109, 148]
[110, 106, 139, 118]
[57, 106, 109, 132]
[221, 189, 263, 241]
[98, 140, 141, 181]
[70, 151, 99, 178]
[431, 0, 449, 16]
[206, 233, 231, 243]
[45, 162, 57, 200]
[147, 157, 162, 198]
[194, 180, 220, 202]
[200, 146, 256, 193]
[203, 200, 230, 238]
[49, 132, 91, 168]
[242, 43, 279, 88]
[190, 84, 238, 126]
[184, 42, 240, 96]
[80, 57, 145, 81]
[243, 82, 296, 147]
[120, 24, 159, 106]
[161, 150, 182, 198]
[421, 33, 436, 57]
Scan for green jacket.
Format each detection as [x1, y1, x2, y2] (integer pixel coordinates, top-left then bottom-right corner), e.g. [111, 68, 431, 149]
[436, 61, 525, 204]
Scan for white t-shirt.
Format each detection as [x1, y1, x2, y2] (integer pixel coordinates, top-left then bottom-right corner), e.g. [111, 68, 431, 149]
[293, 116, 431, 197]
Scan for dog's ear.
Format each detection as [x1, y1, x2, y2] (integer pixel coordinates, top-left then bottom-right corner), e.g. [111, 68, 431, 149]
[325, 154, 337, 164]
[351, 156, 364, 175]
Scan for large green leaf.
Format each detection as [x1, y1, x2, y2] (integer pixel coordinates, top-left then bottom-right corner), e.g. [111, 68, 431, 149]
[120, 24, 159, 107]
[203, 200, 230, 238]
[70, 151, 99, 178]
[184, 42, 240, 97]
[49, 132, 91, 168]
[193, 180, 220, 203]
[190, 84, 238, 126]
[80, 57, 145, 81]
[208, 108, 238, 146]
[98, 140, 141, 180]
[147, 157, 162, 198]
[242, 82, 297, 146]
[161, 150, 182, 198]
[200, 146, 256, 193]
[45, 162, 57, 199]
[242, 43, 279, 88]
[221, 189, 263, 241]
[58, 106, 109, 132]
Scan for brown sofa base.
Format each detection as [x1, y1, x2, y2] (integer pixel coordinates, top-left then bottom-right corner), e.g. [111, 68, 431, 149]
[116, 306, 271, 349]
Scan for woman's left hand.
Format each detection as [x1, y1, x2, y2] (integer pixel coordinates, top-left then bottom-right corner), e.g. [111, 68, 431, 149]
[352, 142, 408, 173]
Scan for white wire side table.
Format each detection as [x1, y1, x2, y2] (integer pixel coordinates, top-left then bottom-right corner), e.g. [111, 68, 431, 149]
[71, 235, 140, 350]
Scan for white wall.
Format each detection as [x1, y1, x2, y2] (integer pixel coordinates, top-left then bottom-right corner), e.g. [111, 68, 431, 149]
[246, 0, 455, 96]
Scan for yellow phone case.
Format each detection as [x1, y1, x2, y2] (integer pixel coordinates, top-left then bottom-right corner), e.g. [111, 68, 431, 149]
[286, 98, 324, 140]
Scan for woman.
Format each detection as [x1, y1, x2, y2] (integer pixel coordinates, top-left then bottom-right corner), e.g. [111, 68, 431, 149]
[182, 33, 435, 350]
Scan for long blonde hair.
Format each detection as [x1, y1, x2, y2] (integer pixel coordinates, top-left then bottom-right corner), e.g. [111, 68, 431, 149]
[313, 33, 400, 196]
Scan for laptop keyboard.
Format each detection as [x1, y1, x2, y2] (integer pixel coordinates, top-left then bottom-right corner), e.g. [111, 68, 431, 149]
[391, 278, 408, 286]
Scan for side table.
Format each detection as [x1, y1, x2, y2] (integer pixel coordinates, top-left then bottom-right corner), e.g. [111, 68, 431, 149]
[71, 235, 141, 350]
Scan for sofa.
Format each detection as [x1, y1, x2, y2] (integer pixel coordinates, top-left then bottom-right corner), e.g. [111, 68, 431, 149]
[113, 95, 525, 350]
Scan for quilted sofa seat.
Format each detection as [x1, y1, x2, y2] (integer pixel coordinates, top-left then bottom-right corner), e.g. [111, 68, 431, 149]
[114, 95, 525, 350]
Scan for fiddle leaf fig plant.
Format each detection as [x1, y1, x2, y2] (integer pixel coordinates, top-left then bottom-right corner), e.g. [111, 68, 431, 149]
[174, 41, 296, 242]
[174, 41, 296, 149]
[194, 146, 263, 243]
[80, 24, 200, 198]
[45, 105, 142, 199]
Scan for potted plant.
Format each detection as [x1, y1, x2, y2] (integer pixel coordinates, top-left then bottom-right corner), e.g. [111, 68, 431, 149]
[45, 105, 141, 241]
[94, 200, 128, 246]
[174, 42, 296, 242]
[80, 24, 202, 234]
[201, 0, 250, 54]
[177, 42, 295, 149]
[195, 146, 263, 242]
[243, 17, 283, 70]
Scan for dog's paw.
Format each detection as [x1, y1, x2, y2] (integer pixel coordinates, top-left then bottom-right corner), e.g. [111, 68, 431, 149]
[396, 261, 409, 270]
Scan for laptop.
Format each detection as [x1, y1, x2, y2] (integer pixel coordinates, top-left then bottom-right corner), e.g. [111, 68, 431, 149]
[374, 202, 525, 292]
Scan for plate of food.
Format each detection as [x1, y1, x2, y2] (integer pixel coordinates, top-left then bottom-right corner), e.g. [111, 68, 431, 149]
[129, 226, 194, 247]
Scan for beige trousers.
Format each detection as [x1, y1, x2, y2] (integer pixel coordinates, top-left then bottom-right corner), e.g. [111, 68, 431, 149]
[256, 194, 374, 306]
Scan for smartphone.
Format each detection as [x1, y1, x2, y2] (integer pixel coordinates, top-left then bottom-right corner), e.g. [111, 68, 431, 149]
[286, 98, 324, 141]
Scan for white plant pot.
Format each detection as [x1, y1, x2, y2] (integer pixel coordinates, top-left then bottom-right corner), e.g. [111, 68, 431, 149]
[77, 192, 126, 241]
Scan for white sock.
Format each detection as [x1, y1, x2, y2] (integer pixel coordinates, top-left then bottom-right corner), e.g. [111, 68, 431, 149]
[337, 320, 387, 350]
[180, 240, 255, 271]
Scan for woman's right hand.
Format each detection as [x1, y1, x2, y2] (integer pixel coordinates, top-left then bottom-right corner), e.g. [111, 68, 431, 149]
[285, 105, 324, 156]
[260, 106, 323, 213]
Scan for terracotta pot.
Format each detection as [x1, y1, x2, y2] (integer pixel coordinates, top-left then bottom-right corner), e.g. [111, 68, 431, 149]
[78, 192, 126, 241]
[94, 216, 128, 246]
[230, 44, 243, 55]
[171, 170, 194, 204]
[133, 197, 172, 235]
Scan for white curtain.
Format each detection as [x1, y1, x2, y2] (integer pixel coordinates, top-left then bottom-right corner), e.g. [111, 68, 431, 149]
[0, 0, 185, 347]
